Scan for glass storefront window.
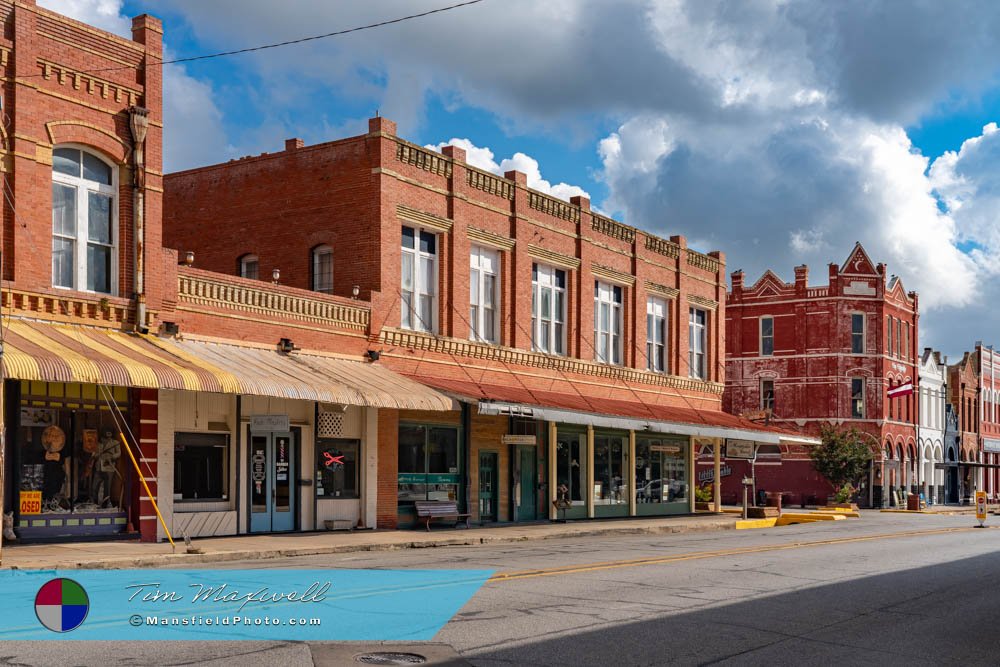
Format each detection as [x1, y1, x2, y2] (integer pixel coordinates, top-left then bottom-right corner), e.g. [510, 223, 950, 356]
[174, 432, 229, 501]
[316, 439, 359, 498]
[636, 437, 689, 506]
[594, 433, 627, 505]
[555, 431, 586, 505]
[397, 424, 460, 505]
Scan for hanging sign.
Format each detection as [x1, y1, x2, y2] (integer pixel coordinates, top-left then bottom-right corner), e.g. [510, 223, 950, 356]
[251, 415, 289, 432]
[726, 439, 756, 460]
[502, 435, 536, 445]
[19, 491, 42, 515]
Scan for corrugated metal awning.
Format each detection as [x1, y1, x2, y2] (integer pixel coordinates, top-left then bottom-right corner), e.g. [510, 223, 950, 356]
[1, 319, 455, 411]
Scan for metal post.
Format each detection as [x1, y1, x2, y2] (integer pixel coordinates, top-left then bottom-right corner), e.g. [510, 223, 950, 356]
[713, 438, 722, 513]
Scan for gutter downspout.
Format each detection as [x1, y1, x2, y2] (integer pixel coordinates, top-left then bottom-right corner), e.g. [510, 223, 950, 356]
[128, 106, 150, 333]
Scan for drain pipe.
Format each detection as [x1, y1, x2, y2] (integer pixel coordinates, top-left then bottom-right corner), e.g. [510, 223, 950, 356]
[128, 106, 150, 333]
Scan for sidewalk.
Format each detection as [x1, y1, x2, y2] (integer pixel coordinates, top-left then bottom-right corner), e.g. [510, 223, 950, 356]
[0, 513, 736, 570]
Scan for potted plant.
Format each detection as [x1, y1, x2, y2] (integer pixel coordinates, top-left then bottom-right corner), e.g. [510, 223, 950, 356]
[694, 483, 713, 511]
[830, 483, 859, 510]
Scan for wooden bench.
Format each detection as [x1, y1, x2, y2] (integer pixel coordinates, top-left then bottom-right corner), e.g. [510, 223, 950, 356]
[414, 500, 471, 531]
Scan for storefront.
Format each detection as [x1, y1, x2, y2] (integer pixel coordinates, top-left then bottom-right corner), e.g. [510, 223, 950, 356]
[397, 415, 463, 527]
[5, 381, 134, 541]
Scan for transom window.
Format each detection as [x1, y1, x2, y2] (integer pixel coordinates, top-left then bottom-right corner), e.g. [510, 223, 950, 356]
[469, 246, 499, 343]
[760, 316, 774, 356]
[646, 296, 668, 373]
[532, 264, 566, 355]
[312, 245, 333, 294]
[401, 225, 437, 333]
[239, 254, 259, 280]
[851, 313, 865, 354]
[689, 307, 707, 380]
[52, 146, 116, 294]
[594, 281, 623, 365]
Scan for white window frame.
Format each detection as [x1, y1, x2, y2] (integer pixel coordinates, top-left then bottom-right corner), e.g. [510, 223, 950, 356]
[851, 312, 865, 354]
[759, 316, 774, 356]
[594, 280, 623, 365]
[689, 307, 707, 380]
[851, 377, 866, 419]
[51, 144, 118, 295]
[311, 244, 334, 294]
[239, 254, 259, 280]
[532, 263, 567, 355]
[400, 225, 438, 333]
[646, 296, 668, 373]
[469, 245, 500, 343]
[761, 379, 775, 412]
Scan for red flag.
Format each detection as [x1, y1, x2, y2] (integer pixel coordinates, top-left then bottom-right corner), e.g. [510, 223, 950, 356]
[887, 382, 914, 398]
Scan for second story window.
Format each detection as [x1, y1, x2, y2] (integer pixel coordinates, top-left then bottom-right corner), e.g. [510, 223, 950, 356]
[851, 313, 865, 354]
[239, 254, 259, 280]
[689, 307, 707, 380]
[594, 281, 623, 365]
[401, 225, 437, 333]
[646, 296, 668, 373]
[52, 146, 116, 294]
[851, 377, 866, 418]
[887, 315, 892, 356]
[532, 264, 566, 355]
[312, 245, 333, 294]
[469, 246, 499, 343]
[760, 316, 774, 356]
[761, 379, 775, 412]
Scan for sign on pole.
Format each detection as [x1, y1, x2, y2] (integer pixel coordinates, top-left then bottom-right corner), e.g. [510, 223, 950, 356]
[976, 490, 987, 527]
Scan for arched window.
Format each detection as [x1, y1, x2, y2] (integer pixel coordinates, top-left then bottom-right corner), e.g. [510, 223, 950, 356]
[52, 146, 116, 293]
[239, 254, 259, 280]
[312, 244, 333, 294]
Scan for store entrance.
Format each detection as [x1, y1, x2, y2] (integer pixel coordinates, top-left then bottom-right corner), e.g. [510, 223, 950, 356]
[249, 431, 297, 532]
[478, 451, 499, 522]
[513, 445, 537, 521]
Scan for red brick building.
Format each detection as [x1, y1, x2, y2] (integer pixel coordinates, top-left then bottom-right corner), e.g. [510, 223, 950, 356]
[724, 244, 918, 508]
[164, 116, 813, 529]
[946, 352, 978, 503]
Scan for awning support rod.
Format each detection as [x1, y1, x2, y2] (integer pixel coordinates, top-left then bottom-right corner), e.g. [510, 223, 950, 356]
[119, 430, 175, 551]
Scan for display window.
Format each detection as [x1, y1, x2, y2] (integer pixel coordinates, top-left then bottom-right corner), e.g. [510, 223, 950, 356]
[397, 424, 460, 505]
[12, 382, 131, 538]
[635, 436, 689, 511]
[316, 438, 359, 499]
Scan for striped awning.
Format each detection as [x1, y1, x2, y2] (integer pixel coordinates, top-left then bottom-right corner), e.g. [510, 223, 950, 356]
[1, 319, 454, 411]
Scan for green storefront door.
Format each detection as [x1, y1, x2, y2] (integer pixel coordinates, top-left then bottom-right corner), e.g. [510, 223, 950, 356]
[478, 451, 499, 522]
[516, 445, 537, 521]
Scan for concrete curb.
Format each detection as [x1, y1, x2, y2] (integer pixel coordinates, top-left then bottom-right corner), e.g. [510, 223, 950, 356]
[3, 516, 737, 570]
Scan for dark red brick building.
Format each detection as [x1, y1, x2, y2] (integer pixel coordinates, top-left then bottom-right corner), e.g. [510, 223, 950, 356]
[724, 244, 918, 507]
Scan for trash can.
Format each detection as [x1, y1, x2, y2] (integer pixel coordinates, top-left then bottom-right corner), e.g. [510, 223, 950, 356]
[906, 493, 920, 511]
[765, 492, 782, 511]
[757, 489, 767, 507]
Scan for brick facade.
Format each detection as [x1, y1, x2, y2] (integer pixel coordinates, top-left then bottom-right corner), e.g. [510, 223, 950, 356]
[725, 244, 919, 507]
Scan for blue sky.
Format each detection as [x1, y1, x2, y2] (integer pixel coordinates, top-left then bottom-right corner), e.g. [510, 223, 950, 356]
[44, 1, 1000, 357]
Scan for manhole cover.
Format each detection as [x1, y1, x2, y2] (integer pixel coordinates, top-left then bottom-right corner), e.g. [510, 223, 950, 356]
[354, 652, 427, 665]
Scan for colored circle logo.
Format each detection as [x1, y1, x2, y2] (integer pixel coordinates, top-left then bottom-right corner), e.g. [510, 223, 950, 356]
[34, 578, 89, 633]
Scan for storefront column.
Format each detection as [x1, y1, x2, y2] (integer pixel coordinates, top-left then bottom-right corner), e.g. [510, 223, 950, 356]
[713, 438, 722, 512]
[586, 424, 595, 519]
[688, 436, 696, 514]
[547, 421, 557, 520]
[628, 430, 636, 517]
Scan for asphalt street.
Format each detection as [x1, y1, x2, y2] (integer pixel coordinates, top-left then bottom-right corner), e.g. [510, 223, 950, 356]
[4, 512, 999, 666]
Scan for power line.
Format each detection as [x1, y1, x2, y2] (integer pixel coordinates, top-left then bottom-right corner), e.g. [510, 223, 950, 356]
[22, 0, 486, 78]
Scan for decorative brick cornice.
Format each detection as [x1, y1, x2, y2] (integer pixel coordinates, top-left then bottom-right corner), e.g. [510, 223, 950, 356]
[1, 288, 135, 328]
[591, 214, 635, 244]
[381, 327, 724, 395]
[38, 58, 141, 106]
[527, 245, 581, 270]
[467, 227, 515, 251]
[644, 281, 679, 299]
[397, 204, 453, 233]
[686, 249, 720, 273]
[688, 294, 719, 311]
[645, 236, 680, 258]
[592, 263, 636, 286]
[394, 140, 452, 178]
[527, 191, 580, 223]
[467, 167, 514, 200]
[177, 272, 369, 331]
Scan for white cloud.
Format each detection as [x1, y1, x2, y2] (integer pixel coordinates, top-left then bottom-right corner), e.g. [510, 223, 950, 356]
[40, 0, 130, 36]
[426, 139, 589, 201]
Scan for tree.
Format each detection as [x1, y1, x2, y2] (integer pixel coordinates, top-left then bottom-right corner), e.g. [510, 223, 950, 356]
[810, 426, 873, 495]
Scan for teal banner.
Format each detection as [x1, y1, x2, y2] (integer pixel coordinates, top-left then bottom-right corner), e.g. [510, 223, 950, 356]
[0, 568, 492, 640]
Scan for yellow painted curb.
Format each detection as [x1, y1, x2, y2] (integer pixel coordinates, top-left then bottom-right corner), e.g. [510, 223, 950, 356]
[814, 510, 861, 518]
[735, 518, 778, 530]
[780, 512, 845, 522]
